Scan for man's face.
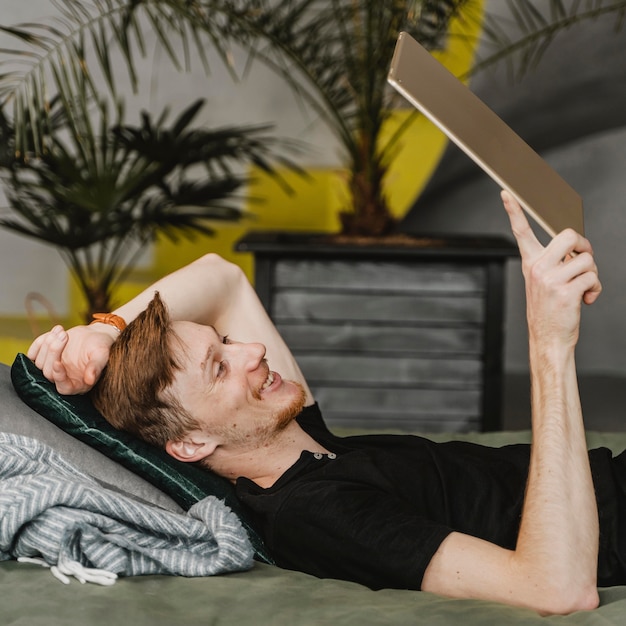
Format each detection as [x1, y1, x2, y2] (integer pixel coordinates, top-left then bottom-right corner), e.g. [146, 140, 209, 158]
[168, 321, 305, 450]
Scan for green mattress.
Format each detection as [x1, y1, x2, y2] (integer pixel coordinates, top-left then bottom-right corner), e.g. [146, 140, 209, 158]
[2, 361, 626, 625]
[3, 560, 626, 625]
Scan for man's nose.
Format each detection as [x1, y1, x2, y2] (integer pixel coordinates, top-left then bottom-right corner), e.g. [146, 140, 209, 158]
[233, 341, 266, 370]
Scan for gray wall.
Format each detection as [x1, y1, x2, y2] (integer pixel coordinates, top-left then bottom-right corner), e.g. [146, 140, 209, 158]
[403, 2, 626, 376]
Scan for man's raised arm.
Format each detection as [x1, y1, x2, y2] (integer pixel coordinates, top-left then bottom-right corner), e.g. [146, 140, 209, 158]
[28, 253, 313, 403]
[420, 191, 602, 615]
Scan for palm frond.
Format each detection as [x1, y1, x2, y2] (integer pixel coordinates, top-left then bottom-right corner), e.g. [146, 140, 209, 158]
[0, 1, 478, 158]
[0, 0, 252, 154]
[0, 95, 298, 315]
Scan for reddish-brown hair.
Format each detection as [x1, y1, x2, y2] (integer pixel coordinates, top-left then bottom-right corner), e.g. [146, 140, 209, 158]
[91, 292, 199, 448]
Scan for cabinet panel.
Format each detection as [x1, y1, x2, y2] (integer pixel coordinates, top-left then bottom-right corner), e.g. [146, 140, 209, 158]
[277, 322, 483, 355]
[313, 387, 481, 432]
[296, 354, 482, 386]
[275, 259, 486, 293]
[273, 291, 485, 324]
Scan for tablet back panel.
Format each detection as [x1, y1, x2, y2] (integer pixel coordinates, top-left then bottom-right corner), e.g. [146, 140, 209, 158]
[387, 31, 584, 236]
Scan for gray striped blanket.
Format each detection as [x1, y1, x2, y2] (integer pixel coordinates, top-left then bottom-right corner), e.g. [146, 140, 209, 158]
[0, 432, 253, 584]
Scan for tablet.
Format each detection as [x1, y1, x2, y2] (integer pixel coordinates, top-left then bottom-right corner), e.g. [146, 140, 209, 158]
[387, 31, 584, 236]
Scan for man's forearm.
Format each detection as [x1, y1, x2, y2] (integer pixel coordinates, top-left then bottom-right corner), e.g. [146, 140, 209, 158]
[515, 342, 599, 610]
[423, 344, 599, 614]
[112, 253, 239, 328]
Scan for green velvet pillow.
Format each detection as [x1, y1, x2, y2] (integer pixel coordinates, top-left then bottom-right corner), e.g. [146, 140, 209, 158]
[10, 353, 272, 564]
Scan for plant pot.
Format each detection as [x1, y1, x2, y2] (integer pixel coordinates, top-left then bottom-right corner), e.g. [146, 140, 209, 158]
[235, 231, 518, 432]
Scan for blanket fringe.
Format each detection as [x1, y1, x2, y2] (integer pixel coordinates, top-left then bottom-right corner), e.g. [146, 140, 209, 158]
[18, 555, 118, 586]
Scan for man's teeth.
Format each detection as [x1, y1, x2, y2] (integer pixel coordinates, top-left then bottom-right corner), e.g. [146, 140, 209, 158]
[261, 371, 275, 390]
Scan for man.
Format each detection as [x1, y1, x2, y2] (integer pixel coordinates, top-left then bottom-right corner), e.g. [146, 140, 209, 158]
[28, 192, 612, 615]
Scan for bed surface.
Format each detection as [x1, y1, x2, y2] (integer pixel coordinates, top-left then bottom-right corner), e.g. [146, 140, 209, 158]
[3, 360, 626, 625]
[3, 560, 626, 625]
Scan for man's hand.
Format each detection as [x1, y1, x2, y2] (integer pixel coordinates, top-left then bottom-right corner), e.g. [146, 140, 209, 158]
[27, 324, 117, 395]
[501, 190, 602, 349]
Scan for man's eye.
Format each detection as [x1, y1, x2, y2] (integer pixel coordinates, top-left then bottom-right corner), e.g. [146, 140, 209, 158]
[217, 361, 226, 377]
[222, 335, 230, 344]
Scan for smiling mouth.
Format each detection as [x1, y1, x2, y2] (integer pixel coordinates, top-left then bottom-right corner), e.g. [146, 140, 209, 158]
[261, 371, 275, 391]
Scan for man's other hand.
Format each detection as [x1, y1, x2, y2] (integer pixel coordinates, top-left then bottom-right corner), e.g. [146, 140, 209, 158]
[27, 324, 117, 395]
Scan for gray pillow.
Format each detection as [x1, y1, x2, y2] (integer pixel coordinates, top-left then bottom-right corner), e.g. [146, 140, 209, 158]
[0, 361, 182, 512]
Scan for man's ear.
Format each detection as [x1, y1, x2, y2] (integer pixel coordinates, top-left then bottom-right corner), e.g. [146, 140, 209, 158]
[165, 432, 218, 463]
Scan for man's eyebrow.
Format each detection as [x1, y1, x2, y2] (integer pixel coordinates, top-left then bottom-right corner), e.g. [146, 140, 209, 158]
[200, 326, 220, 371]
[201, 345, 213, 368]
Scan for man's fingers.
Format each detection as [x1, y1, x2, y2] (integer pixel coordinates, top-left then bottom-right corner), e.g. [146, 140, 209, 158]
[560, 250, 603, 306]
[39, 329, 68, 381]
[580, 266, 603, 305]
[29, 331, 53, 368]
[51, 359, 68, 381]
[29, 325, 64, 364]
[83, 361, 102, 387]
[51, 360, 74, 395]
[500, 190, 542, 257]
[501, 190, 593, 266]
[82, 346, 110, 387]
[54, 359, 93, 395]
[26, 333, 45, 360]
[583, 283, 602, 305]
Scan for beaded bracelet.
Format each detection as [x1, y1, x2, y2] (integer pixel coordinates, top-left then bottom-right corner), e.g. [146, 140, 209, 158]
[90, 313, 127, 333]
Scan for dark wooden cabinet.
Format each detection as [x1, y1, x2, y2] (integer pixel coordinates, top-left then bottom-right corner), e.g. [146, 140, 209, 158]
[236, 232, 518, 432]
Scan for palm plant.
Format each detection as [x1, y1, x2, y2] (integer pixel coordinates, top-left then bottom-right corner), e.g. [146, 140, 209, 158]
[0, 0, 478, 238]
[1, 0, 625, 243]
[0, 95, 292, 319]
[218, 0, 481, 236]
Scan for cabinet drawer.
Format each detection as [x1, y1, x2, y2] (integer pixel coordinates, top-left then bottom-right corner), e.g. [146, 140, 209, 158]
[274, 259, 486, 293]
[297, 354, 482, 386]
[277, 322, 483, 355]
[273, 291, 485, 324]
[313, 386, 481, 432]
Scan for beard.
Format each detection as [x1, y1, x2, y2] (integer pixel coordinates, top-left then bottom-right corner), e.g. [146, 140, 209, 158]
[273, 381, 307, 430]
[198, 381, 309, 478]
[207, 381, 308, 450]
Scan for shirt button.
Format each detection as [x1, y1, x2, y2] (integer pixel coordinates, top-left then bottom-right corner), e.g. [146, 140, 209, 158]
[313, 452, 323, 460]
[328, 453, 337, 459]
